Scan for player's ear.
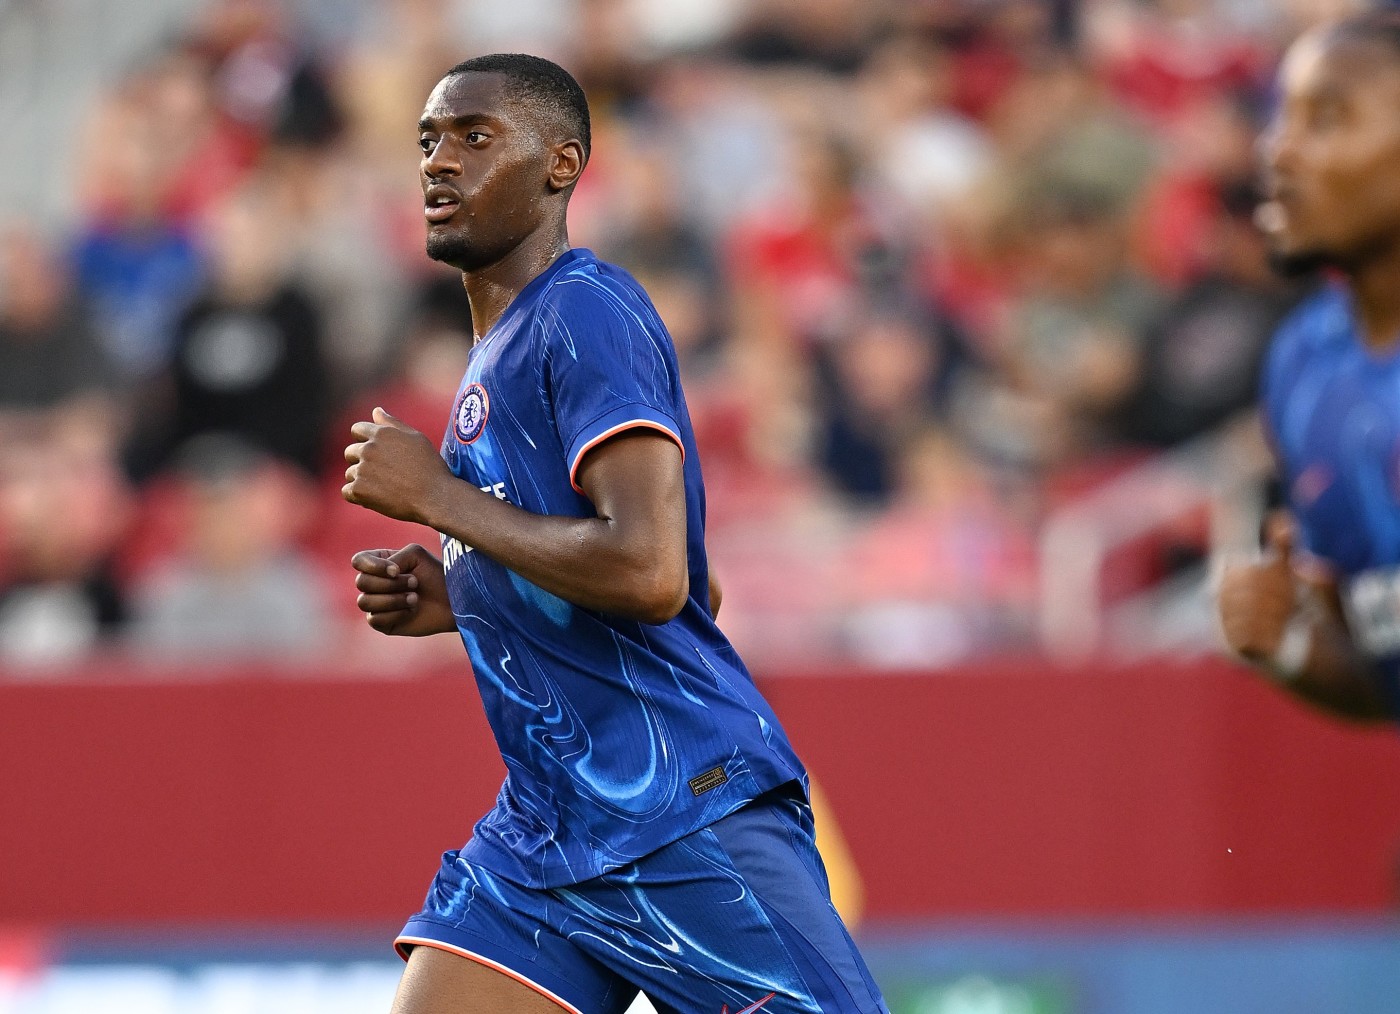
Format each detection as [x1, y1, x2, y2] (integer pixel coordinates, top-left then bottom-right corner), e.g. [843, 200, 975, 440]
[547, 139, 585, 193]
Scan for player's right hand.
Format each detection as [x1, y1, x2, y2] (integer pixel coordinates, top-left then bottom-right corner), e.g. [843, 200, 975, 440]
[1216, 513, 1300, 663]
[351, 544, 456, 637]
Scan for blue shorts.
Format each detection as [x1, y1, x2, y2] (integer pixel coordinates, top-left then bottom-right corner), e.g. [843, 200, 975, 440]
[396, 787, 889, 1014]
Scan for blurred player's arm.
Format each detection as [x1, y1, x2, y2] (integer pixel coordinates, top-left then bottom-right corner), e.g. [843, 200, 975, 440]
[1217, 514, 1390, 721]
[344, 408, 688, 624]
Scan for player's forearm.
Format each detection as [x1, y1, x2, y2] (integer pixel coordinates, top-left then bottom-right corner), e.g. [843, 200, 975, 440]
[418, 473, 688, 624]
[1286, 616, 1391, 721]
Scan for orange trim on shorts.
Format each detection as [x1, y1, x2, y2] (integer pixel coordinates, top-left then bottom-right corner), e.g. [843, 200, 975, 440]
[394, 936, 585, 1014]
[569, 420, 684, 493]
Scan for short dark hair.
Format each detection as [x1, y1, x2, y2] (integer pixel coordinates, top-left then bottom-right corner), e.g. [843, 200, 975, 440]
[443, 53, 591, 160]
[1330, 9, 1400, 59]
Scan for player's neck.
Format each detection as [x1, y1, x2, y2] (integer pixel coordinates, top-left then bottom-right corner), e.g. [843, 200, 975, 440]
[1349, 239, 1400, 352]
[461, 231, 571, 341]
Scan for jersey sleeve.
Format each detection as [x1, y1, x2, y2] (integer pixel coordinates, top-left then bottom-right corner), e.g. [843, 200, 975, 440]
[539, 275, 685, 493]
[1260, 289, 1334, 558]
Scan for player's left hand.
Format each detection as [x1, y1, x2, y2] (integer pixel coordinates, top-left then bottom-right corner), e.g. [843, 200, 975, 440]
[1217, 512, 1300, 663]
[343, 407, 451, 523]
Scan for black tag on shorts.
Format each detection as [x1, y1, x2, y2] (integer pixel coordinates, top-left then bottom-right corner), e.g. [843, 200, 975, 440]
[688, 766, 728, 796]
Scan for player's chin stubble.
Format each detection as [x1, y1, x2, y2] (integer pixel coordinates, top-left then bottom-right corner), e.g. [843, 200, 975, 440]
[1267, 246, 1333, 278]
[426, 229, 472, 267]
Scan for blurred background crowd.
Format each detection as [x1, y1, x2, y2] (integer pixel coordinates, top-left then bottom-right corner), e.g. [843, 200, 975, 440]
[9, 4, 1400, 1012]
[0, 0, 1364, 672]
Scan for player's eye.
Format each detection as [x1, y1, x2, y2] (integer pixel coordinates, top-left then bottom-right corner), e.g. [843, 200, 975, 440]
[465, 130, 487, 144]
[419, 136, 437, 154]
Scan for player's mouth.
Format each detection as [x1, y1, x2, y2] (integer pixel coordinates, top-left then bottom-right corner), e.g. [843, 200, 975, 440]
[1255, 198, 1287, 236]
[425, 185, 462, 224]
[1256, 182, 1298, 236]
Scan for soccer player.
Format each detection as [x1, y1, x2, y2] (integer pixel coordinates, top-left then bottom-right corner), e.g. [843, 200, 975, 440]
[342, 54, 890, 1014]
[1216, 11, 1400, 722]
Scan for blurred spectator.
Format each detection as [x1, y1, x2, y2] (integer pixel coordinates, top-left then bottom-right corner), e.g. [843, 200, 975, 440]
[0, 228, 132, 665]
[1121, 180, 1302, 446]
[130, 435, 332, 659]
[813, 308, 966, 505]
[726, 0, 882, 73]
[184, 0, 393, 383]
[185, 0, 344, 150]
[0, 0, 1347, 667]
[72, 47, 254, 379]
[266, 145, 405, 386]
[1133, 91, 1264, 286]
[339, 0, 458, 160]
[857, 33, 994, 231]
[449, 0, 578, 59]
[597, 129, 728, 375]
[310, 275, 472, 582]
[648, 56, 792, 238]
[727, 129, 901, 350]
[568, 0, 654, 108]
[990, 48, 1157, 213]
[0, 227, 117, 417]
[327, 274, 473, 460]
[627, 256, 726, 379]
[1088, 0, 1270, 128]
[0, 422, 132, 665]
[977, 185, 1166, 466]
[134, 179, 332, 479]
[630, 0, 743, 55]
[841, 426, 1037, 665]
[947, 0, 1069, 122]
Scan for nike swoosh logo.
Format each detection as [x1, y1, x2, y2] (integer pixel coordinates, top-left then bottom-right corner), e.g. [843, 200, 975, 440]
[721, 992, 777, 1014]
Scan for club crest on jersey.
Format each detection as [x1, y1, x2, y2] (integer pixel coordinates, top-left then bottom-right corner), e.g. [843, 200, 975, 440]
[454, 383, 489, 444]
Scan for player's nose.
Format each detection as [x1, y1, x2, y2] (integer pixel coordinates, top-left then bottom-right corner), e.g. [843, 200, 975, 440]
[422, 136, 463, 180]
[1257, 116, 1299, 178]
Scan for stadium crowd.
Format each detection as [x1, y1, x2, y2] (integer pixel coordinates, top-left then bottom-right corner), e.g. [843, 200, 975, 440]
[0, 0, 1356, 669]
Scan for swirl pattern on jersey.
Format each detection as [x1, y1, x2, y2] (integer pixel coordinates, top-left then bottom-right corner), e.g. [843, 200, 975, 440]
[434, 250, 805, 887]
[400, 790, 895, 1013]
[1264, 283, 1400, 716]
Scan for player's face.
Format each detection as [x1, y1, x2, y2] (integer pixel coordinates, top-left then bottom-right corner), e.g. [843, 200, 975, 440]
[417, 73, 553, 270]
[1259, 32, 1400, 274]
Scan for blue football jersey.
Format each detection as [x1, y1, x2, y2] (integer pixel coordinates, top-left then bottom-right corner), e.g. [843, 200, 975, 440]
[435, 248, 806, 887]
[1262, 283, 1400, 717]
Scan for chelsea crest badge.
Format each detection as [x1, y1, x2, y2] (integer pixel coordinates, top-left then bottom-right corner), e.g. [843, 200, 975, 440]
[454, 382, 489, 444]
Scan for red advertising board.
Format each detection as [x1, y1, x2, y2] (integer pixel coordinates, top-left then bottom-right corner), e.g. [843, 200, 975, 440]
[3, 657, 1399, 926]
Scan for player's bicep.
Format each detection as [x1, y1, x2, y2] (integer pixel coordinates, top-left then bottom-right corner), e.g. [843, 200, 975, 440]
[575, 429, 687, 580]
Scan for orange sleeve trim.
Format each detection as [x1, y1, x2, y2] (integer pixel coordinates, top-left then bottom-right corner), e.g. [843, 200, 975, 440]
[393, 936, 585, 1014]
[569, 419, 684, 494]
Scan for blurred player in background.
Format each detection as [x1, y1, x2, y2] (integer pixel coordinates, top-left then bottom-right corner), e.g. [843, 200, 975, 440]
[341, 54, 888, 1014]
[1217, 10, 1400, 722]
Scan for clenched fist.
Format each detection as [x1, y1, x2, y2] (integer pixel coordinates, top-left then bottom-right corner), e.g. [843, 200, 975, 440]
[351, 544, 456, 636]
[1217, 513, 1302, 664]
[343, 407, 451, 524]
